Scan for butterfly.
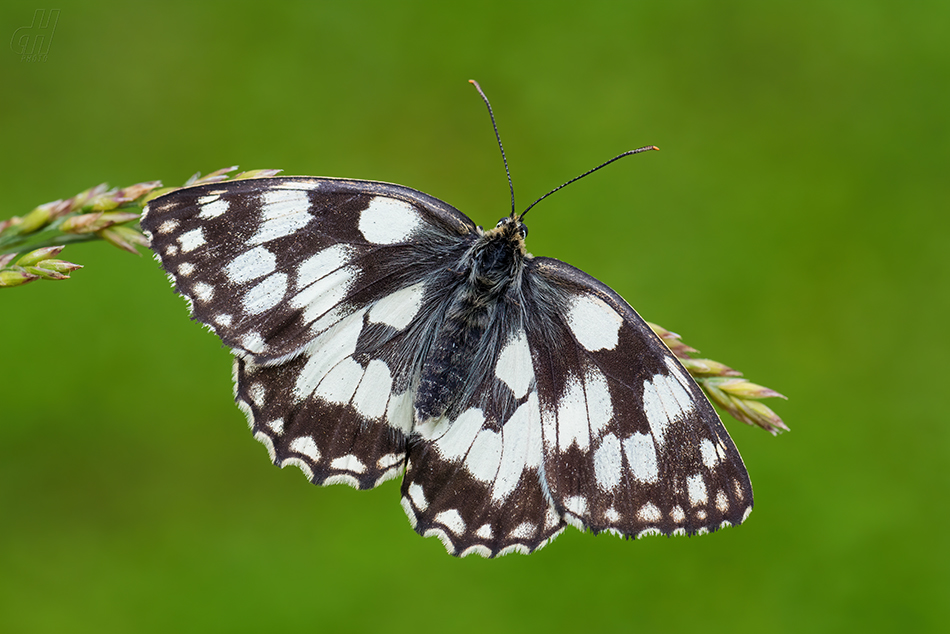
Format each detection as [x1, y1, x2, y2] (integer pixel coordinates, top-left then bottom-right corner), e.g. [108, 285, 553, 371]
[140, 82, 753, 557]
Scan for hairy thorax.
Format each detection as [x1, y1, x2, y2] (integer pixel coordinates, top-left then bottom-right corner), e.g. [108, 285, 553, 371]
[414, 219, 528, 423]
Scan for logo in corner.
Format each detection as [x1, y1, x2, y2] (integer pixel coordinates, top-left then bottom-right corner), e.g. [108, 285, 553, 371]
[11, 9, 60, 62]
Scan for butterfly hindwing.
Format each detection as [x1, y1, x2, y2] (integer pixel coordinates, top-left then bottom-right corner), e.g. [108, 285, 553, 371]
[399, 310, 567, 556]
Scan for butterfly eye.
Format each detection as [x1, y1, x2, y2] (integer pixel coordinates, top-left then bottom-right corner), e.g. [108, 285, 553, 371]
[519, 224, 528, 238]
[495, 218, 508, 228]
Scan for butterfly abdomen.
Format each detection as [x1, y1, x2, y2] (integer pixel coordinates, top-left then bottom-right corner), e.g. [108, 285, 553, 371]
[414, 296, 487, 423]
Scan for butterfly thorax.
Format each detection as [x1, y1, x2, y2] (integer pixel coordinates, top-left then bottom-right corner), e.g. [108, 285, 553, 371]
[414, 217, 528, 424]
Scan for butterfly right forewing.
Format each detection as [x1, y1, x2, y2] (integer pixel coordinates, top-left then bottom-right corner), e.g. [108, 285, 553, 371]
[521, 257, 754, 537]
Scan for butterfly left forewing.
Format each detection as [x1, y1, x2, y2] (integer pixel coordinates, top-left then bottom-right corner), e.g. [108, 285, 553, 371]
[143, 177, 480, 489]
[142, 177, 478, 364]
[522, 257, 754, 538]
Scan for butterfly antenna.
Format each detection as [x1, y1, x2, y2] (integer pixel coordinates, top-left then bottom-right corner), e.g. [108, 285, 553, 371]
[519, 145, 659, 220]
[469, 80, 516, 218]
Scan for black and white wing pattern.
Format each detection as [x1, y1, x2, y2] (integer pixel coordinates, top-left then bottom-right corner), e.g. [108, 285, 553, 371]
[518, 258, 752, 537]
[142, 177, 478, 490]
[141, 175, 752, 558]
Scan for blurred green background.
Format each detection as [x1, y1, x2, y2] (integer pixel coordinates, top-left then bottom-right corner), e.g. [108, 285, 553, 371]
[2, 1, 947, 632]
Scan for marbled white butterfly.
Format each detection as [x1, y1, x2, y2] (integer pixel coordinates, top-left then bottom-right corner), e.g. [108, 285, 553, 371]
[140, 82, 753, 557]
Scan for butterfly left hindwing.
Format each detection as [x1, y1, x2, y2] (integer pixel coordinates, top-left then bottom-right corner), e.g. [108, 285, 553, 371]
[142, 175, 753, 557]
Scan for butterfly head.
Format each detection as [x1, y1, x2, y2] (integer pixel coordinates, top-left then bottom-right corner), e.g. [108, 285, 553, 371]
[491, 215, 528, 242]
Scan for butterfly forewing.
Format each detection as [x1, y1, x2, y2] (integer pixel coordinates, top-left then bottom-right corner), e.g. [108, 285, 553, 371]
[142, 177, 477, 364]
[523, 257, 753, 536]
[143, 177, 477, 488]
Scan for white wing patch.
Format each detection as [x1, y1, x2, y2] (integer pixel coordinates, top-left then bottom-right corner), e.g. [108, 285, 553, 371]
[226, 246, 277, 285]
[358, 197, 421, 244]
[193, 281, 214, 302]
[428, 407, 484, 458]
[156, 219, 178, 234]
[197, 196, 229, 219]
[377, 453, 403, 470]
[314, 357, 364, 405]
[241, 332, 265, 354]
[369, 282, 426, 330]
[290, 436, 321, 461]
[464, 429, 503, 483]
[352, 359, 393, 420]
[267, 418, 284, 435]
[555, 365, 614, 453]
[433, 510, 467, 536]
[556, 374, 588, 452]
[509, 522, 535, 539]
[178, 228, 206, 253]
[490, 393, 542, 502]
[638, 502, 661, 523]
[716, 490, 729, 512]
[329, 454, 367, 474]
[385, 390, 414, 434]
[583, 366, 612, 434]
[565, 495, 588, 516]
[495, 329, 534, 399]
[700, 438, 720, 468]
[593, 433, 623, 490]
[250, 189, 313, 245]
[688, 473, 708, 506]
[243, 272, 288, 314]
[407, 482, 428, 511]
[295, 267, 357, 325]
[296, 245, 356, 290]
[293, 308, 367, 401]
[622, 432, 659, 484]
[642, 370, 695, 448]
[566, 294, 623, 351]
